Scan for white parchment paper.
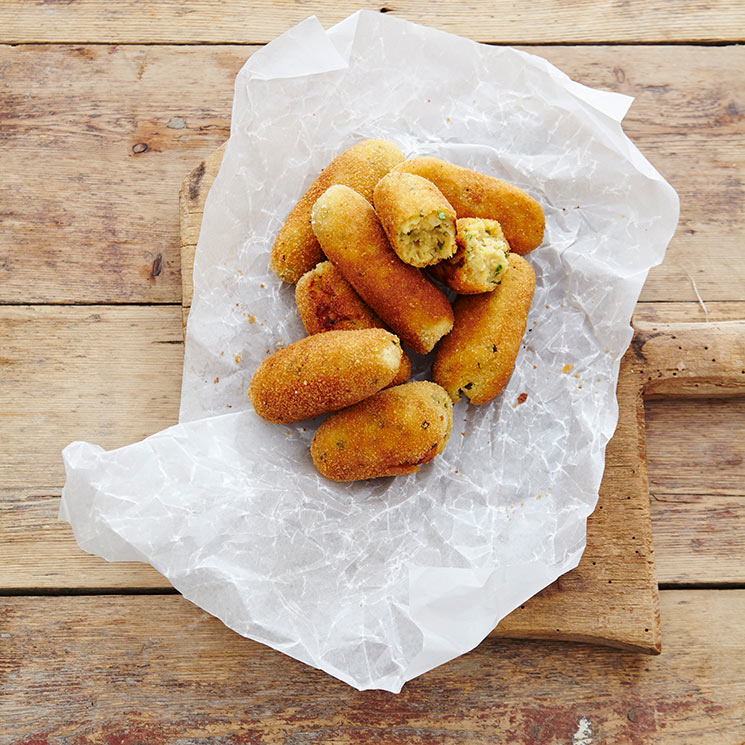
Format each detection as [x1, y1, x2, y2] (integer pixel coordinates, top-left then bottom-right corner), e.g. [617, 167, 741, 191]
[60, 11, 679, 692]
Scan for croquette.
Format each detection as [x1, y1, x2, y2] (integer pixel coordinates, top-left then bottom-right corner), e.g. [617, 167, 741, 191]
[373, 171, 456, 267]
[296, 261, 383, 333]
[310, 381, 453, 481]
[429, 218, 510, 294]
[311, 185, 454, 355]
[270, 139, 405, 284]
[394, 157, 544, 255]
[295, 261, 411, 385]
[433, 254, 536, 404]
[248, 328, 402, 423]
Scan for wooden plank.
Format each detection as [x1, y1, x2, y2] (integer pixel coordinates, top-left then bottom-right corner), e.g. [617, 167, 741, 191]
[0, 489, 170, 590]
[1, 592, 744, 743]
[2, 1, 744, 44]
[0, 44, 238, 304]
[0, 306, 183, 491]
[646, 399, 745, 496]
[646, 397, 745, 585]
[653, 494, 745, 586]
[2, 44, 744, 304]
[2, 304, 744, 593]
[632, 301, 745, 325]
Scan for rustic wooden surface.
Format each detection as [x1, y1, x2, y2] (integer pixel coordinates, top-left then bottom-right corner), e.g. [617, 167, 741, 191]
[2, 1, 745, 741]
[3, 43, 744, 304]
[3, 0, 744, 43]
[2, 592, 745, 744]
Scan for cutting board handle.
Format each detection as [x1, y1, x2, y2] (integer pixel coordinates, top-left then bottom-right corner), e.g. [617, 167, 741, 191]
[632, 321, 745, 398]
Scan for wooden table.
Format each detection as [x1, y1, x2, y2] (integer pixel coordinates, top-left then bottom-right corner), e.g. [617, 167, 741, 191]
[2, 2, 744, 742]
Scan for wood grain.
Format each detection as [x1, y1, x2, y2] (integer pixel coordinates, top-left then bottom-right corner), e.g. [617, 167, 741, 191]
[0, 44, 237, 304]
[2, 304, 745, 594]
[2, 44, 745, 303]
[2, 1, 744, 44]
[0, 306, 183, 491]
[2, 591, 744, 744]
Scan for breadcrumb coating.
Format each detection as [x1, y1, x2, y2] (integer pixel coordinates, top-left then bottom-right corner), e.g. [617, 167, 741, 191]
[433, 254, 536, 404]
[311, 184, 453, 355]
[270, 139, 404, 284]
[311, 381, 453, 481]
[295, 261, 412, 385]
[249, 328, 402, 423]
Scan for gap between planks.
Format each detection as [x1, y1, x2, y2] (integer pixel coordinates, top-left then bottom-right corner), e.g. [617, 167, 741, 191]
[1, 583, 743, 597]
[3, 40, 745, 48]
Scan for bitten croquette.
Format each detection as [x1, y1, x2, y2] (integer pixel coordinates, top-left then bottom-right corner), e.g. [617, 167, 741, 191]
[311, 381, 453, 481]
[270, 139, 404, 284]
[373, 171, 456, 267]
[433, 254, 536, 404]
[429, 218, 510, 294]
[394, 157, 544, 255]
[311, 185, 454, 355]
[249, 328, 403, 423]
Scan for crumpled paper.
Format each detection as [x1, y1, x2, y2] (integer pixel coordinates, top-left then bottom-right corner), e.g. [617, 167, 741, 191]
[60, 11, 679, 692]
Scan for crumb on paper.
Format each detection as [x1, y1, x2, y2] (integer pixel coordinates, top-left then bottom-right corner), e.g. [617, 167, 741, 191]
[248, 314, 256, 323]
[235, 353, 242, 364]
[214, 377, 220, 384]
[517, 392, 528, 404]
[562, 363, 573, 373]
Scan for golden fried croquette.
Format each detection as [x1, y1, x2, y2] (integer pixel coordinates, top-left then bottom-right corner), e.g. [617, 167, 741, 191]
[249, 328, 402, 423]
[433, 254, 536, 404]
[373, 171, 456, 267]
[295, 261, 411, 386]
[270, 139, 405, 284]
[429, 218, 510, 294]
[394, 157, 544, 255]
[310, 381, 453, 481]
[296, 261, 382, 333]
[311, 185, 454, 355]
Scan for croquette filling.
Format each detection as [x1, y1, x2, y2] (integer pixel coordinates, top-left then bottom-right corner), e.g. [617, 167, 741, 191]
[398, 211, 456, 266]
[459, 222, 510, 288]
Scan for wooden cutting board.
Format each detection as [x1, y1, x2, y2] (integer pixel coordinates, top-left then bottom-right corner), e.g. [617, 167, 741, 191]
[179, 145, 745, 654]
